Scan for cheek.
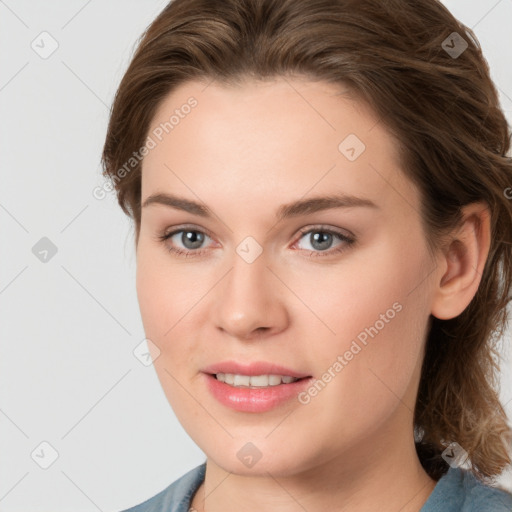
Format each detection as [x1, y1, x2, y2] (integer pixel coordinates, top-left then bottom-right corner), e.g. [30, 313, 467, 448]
[300, 233, 428, 363]
[135, 254, 200, 417]
[136, 251, 185, 372]
[135, 256, 168, 342]
[291, 292, 429, 458]
[297, 241, 431, 431]
[288, 233, 429, 348]
[136, 243, 198, 336]
[135, 246, 211, 376]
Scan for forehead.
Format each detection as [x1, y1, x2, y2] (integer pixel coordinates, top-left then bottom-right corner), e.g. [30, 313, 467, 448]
[144, 76, 393, 159]
[140, 77, 417, 216]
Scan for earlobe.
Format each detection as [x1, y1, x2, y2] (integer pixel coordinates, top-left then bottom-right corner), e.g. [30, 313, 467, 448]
[430, 202, 491, 320]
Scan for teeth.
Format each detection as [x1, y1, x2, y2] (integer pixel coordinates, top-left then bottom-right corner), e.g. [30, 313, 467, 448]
[233, 374, 250, 387]
[268, 374, 282, 385]
[215, 373, 299, 387]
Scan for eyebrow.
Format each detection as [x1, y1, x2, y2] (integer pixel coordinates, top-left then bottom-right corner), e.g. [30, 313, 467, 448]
[142, 192, 378, 221]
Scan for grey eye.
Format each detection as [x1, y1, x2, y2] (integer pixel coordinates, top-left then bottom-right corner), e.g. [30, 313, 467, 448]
[308, 232, 334, 251]
[180, 230, 206, 249]
[297, 230, 343, 252]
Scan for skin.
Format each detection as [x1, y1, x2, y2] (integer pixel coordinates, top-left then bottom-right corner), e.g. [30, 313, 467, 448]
[135, 76, 491, 512]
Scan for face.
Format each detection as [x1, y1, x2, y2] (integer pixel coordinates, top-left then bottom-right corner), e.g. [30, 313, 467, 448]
[136, 77, 436, 477]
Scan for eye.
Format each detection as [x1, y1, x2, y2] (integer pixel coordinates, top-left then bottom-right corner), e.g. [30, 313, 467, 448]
[294, 226, 355, 257]
[157, 227, 214, 257]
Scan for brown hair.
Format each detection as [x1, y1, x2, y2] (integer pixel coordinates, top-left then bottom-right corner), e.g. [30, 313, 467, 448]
[101, 0, 512, 483]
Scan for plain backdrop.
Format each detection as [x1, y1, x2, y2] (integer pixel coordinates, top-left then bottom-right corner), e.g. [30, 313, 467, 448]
[1, 1, 511, 510]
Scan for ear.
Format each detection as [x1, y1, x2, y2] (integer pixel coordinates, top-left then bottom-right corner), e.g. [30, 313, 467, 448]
[430, 201, 491, 320]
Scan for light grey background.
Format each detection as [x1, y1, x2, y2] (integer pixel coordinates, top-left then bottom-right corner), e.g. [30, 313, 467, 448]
[1, 1, 511, 510]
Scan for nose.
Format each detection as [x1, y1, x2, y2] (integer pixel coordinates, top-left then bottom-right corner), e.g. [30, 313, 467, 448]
[213, 249, 289, 341]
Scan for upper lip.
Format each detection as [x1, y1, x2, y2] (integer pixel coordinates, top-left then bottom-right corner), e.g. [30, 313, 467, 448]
[202, 361, 311, 378]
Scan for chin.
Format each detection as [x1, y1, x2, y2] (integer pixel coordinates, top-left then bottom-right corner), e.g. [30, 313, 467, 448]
[196, 432, 320, 478]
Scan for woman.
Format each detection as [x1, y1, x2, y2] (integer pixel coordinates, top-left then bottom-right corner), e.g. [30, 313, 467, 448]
[102, 0, 512, 510]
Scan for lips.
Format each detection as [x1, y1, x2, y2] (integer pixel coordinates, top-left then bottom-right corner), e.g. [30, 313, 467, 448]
[201, 360, 313, 412]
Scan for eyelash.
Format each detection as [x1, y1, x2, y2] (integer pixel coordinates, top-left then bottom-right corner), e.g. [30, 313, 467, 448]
[156, 225, 356, 259]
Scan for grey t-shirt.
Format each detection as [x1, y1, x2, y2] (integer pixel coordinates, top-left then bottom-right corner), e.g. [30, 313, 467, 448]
[121, 462, 512, 511]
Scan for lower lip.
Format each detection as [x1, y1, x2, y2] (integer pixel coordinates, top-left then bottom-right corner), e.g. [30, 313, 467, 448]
[204, 373, 314, 413]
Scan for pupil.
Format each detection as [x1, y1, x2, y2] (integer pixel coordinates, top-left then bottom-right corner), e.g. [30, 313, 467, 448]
[183, 231, 204, 249]
[311, 231, 332, 250]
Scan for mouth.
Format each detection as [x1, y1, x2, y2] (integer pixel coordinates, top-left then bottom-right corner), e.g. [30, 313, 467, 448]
[201, 361, 314, 412]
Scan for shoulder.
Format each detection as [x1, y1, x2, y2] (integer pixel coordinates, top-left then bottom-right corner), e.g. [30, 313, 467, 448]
[421, 465, 512, 512]
[460, 471, 512, 512]
[120, 462, 206, 512]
